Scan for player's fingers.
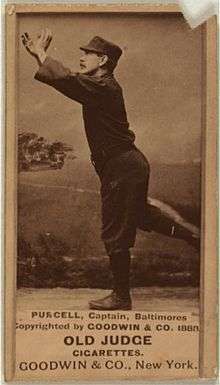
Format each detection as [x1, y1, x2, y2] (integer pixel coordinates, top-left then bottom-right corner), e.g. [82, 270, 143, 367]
[45, 28, 52, 38]
[49, 31, 53, 43]
[43, 29, 52, 49]
[45, 37, 52, 50]
[46, 34, 53, 47]
[44, 28, 51, 44]
[21, 34, 27, 44]
[38, 29, 46, 42]
[24, 32, 31, 40]
[21, 34, 29, 46]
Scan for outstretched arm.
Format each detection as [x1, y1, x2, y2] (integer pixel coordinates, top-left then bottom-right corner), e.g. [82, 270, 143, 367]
[21, 29, 107, 106]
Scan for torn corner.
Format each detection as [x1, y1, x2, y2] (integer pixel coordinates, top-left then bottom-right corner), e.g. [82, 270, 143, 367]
[179, 0, 218, 28]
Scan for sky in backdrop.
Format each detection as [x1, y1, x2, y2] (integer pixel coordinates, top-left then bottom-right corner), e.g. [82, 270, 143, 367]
[18, 13, 202, 163]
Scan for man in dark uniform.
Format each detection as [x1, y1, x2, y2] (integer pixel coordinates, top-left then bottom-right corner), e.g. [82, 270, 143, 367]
[22, 30, 199, 310]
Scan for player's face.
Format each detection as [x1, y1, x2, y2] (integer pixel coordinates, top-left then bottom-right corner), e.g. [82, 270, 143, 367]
[79, 50, 103, 75]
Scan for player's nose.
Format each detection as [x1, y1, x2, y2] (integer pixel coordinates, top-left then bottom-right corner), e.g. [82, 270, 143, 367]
[80, 51, 87, 61]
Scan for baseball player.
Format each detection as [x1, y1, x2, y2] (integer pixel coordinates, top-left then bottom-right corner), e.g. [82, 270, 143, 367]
[22, 30, 199, 310]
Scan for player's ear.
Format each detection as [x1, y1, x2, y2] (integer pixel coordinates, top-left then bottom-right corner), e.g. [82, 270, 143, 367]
[99, 54, 108, 67]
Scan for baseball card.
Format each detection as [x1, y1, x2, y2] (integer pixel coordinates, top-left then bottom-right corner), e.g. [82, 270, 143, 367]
[4, 3, 218, 382]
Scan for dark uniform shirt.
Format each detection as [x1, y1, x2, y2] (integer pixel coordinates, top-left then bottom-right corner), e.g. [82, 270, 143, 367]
[35, 57, 135, 157]
[35, 57, 150, 255]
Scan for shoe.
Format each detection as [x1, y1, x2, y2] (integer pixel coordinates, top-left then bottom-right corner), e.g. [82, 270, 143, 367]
[171, 224, 200, 251]
[89, 291, 132, 310]
[186, 235, 200, 252]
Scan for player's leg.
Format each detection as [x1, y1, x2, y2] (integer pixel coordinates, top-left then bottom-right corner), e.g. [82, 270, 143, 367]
[89, 248, 132, 310]
[89, 180, 136, 310]
[145, 198, 200, 250]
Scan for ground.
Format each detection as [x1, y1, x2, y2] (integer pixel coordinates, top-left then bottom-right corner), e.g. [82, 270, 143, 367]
[17, 287, 199, 312]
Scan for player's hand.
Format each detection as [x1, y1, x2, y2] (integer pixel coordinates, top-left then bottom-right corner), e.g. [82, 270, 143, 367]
[21, 29, 52, 58]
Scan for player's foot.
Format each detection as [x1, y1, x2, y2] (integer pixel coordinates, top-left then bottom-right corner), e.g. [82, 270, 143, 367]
[170, 224, 200, 251]
[186, 234, 200, 251]
[89, 291, 132, 310]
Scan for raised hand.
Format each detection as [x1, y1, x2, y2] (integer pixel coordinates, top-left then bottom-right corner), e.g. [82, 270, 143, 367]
[21, 29, 52, 59]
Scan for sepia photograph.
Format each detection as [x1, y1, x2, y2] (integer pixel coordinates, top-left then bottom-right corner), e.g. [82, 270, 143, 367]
[18, 11, 201, 311]
[5, 4, 217, 382]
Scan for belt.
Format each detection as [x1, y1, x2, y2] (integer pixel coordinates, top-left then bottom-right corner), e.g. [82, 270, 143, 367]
[91, 143, 136, 174]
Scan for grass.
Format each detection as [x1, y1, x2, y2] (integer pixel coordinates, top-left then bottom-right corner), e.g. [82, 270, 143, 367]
[17, 160, 200, 289]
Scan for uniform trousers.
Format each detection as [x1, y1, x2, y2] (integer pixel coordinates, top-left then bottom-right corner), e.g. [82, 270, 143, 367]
[98, 148, 150, 256]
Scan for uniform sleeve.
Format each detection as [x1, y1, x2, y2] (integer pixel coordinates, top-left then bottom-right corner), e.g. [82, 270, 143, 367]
[34, 56, 107, 105]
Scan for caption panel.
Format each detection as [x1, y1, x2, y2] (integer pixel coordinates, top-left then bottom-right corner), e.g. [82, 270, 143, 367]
[16, 310, 199, 381]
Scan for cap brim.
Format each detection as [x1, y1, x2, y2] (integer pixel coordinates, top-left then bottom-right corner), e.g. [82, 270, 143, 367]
[80, 45, 104, 54]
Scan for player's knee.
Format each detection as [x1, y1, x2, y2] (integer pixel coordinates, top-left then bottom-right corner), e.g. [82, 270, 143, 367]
[109, 247, 130, 258]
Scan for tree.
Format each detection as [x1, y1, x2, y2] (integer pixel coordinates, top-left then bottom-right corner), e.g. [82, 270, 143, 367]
[18, 132, 75, 171]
